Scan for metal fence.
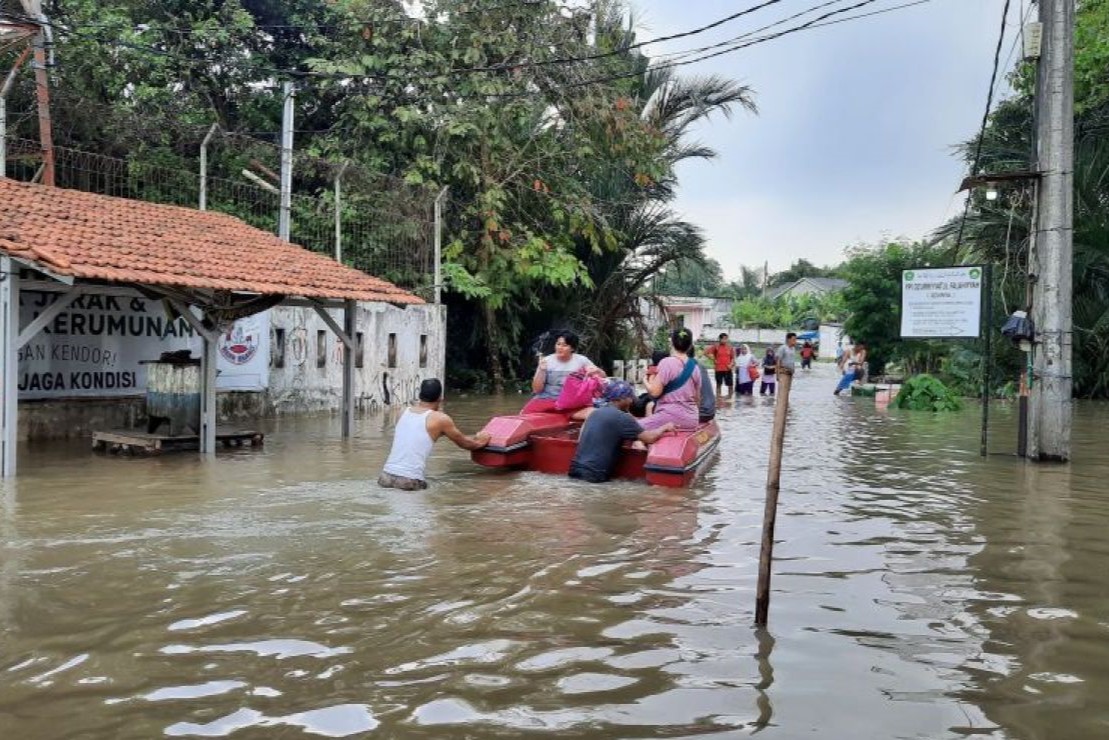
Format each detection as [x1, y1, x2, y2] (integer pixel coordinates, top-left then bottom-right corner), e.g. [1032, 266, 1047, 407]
[2, 136, 438, 299]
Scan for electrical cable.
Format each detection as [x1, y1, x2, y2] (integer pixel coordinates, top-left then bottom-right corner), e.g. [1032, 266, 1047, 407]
[1, 0, 931, 102]
[952, 0, 1012, 253]
[464, 0, 933, 100]
[996, 0, 1035, 100]
[2, 1, 785, 81]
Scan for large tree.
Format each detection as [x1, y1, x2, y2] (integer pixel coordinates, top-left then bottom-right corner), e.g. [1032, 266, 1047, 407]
[1, 0, 756, 389]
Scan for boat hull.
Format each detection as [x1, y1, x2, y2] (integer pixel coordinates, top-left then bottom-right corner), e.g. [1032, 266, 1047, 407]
[471, 412, 719, 487]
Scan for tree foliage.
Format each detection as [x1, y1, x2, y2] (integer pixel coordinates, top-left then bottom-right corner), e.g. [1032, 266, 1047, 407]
[653, 257, 726, 297]
[0, 0, 756, 390]
[730, 292, 846, 329]
[768, 258, 837, 288]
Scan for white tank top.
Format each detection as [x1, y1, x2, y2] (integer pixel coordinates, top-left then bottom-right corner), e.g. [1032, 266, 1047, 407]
[383, 408, 435, 480]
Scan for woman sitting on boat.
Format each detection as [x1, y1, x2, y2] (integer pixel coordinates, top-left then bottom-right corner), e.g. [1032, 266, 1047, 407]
[640, 328, 702, 431]
[522, 330, 604, 418]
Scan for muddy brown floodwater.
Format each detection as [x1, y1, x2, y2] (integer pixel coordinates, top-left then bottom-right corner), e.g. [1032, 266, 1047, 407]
[1, 364, 1108, 739]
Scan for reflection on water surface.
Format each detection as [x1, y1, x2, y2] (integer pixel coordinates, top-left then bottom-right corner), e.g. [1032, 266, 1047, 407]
[1, 365, 1108, 738]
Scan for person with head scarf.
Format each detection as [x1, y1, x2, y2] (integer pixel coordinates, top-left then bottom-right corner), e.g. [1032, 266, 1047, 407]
[568, 380, 675, 483]
[641, 328, 703, 431]
[734, 343, 759, 396]
[760, 347, 778, 396]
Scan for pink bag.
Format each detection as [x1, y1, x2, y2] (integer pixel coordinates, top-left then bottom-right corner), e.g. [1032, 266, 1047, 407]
[555, 370, 602, 411]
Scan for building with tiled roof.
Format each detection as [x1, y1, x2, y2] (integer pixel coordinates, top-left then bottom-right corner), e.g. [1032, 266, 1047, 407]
[0, 179, 422, 304]
[0, 179, 443, 476]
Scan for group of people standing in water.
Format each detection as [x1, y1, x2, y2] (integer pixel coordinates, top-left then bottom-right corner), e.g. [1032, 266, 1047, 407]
[704, 332, 804, 397]
[377, 327, 869, 489]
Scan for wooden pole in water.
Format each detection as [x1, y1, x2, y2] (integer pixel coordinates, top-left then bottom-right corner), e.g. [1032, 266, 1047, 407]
[756, 366, 793, 626]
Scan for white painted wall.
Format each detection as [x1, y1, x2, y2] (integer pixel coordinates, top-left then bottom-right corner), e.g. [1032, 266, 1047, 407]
[819, 323, 851, 361]
[268, 302, 446, 414]
[701, 327, 790, 346]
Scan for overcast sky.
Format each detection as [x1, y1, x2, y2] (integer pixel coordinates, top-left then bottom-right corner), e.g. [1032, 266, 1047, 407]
[632, 0, 1026, 278]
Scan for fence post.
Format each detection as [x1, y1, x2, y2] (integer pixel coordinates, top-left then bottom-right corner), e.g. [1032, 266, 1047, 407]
[434, 187, 449, 304]
[756, 367, 793, 625]
[278, 81, 294, 241]
[198, 122, 219, 211]
[334, 161, 349, 262]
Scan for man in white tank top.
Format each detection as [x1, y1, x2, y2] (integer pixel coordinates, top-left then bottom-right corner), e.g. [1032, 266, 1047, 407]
[378, 378, 491, 490]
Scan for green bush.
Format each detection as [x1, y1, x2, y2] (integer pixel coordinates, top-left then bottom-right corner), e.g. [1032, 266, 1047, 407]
[893, 374, 964, 412]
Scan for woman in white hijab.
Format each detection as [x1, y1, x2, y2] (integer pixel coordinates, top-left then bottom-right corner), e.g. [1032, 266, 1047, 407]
[734, 343, 759, 396]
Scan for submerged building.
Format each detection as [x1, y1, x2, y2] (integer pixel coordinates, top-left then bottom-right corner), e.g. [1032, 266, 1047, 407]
[1, 179, 444, 458]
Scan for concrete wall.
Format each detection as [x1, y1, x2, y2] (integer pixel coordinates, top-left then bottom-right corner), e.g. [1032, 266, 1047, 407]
[16, 301, 446, 440]
[701, 327, 791, 346]
[20, 397, 145, 440]
[266, 302, 446, 415]
[819, 323, 851, 361]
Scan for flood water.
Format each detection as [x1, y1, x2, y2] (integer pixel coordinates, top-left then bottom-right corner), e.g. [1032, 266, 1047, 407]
[1, 364, 1108, 739]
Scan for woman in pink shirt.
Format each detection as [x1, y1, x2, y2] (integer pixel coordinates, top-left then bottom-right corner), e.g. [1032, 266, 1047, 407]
[641, 328, 701, 431]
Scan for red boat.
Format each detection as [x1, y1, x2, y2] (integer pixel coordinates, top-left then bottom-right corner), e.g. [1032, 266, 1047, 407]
[471, 412, 721, 487]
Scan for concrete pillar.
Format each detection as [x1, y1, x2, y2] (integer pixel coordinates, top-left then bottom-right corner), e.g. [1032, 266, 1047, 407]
[200, 329, 217, 456]
[0, 258, 17, 477]
[612, 360, 624, 380]
[342, 298, 356, 438]
[637, 359, 648, 385]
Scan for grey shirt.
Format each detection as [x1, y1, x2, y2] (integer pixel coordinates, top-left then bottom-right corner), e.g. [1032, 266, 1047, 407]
[568, 404, 645, 482]
[776, 344, 797, 372]
[699, 366, 715, 420]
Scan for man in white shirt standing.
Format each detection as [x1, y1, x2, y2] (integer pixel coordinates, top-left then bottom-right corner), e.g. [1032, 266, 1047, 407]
[378, 378, 490, 490]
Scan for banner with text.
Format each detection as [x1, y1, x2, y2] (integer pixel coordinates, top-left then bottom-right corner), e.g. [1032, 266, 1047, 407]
[900, 266, 983, 339]
[17, 291, 270, 399]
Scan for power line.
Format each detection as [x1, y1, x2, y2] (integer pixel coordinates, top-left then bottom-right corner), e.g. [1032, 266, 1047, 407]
[466, 0, 786, 72]
[626, 0, 924, 68]
[996, 0, 1035, 97]
[484, 0, 933, 98]
[1, 0, 938, 114]
[953, 0, 1013, 252]
[9, 1, 789, 82]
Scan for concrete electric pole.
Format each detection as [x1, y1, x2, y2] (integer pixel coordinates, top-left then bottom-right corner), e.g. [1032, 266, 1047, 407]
[1028, 0, 1075, 462]
[278, 81, 294, 242]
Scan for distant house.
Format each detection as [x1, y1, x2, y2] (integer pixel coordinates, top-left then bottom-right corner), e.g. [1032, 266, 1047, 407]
[766, 277, 848, 301]
[641, 295, 734, 341]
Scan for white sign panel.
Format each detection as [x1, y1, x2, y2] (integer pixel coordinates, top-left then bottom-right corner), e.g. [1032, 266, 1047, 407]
[215, 312, 269, 391]
[17, 291, 270, 399]
[900, 266, 983, 338]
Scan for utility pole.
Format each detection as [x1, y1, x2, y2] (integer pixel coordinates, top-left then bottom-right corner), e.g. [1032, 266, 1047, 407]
[31, 26, 54, 186]
[1029, 0, 1074, 462]
[278, 81, 294, 241]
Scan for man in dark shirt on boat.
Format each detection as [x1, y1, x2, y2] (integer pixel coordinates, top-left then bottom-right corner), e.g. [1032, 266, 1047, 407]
[568, 381, 675, 483]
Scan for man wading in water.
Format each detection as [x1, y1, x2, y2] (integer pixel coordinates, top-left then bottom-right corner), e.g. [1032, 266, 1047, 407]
[568, 380, 675, 483]
[378, 378, 491, 490]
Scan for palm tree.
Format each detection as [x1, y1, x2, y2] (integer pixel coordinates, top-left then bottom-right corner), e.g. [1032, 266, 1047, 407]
[569, 19, 757, 362]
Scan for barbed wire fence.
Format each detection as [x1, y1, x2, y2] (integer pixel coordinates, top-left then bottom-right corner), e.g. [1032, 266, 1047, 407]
[2, 133, 439, 300]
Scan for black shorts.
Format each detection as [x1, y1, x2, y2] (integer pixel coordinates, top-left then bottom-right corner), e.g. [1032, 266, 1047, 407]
[714, 370, 733, 387]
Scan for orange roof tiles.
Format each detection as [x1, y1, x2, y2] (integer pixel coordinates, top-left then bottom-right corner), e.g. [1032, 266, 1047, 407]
[0, 179, 424, 305]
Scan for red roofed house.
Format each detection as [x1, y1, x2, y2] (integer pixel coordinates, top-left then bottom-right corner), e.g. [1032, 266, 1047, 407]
[0, 179, 445, 475]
